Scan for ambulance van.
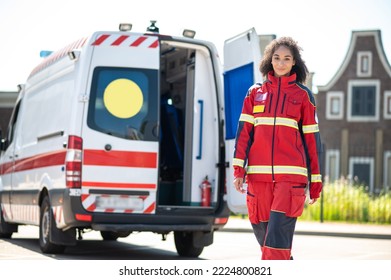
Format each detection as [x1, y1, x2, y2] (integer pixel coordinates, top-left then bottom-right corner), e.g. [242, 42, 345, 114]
[0, 22, 261, 257]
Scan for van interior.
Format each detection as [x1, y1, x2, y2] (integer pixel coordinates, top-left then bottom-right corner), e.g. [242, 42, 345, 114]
[158, 42, 197, 208]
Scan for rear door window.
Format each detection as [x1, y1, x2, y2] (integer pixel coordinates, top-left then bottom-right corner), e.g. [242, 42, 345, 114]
[87, 67, 158, 141]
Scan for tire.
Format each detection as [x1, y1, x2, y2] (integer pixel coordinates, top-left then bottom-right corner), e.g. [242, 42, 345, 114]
[174, 231, 204, 258]
[39, 196, 65, 254]
[100, 230, 131, 241]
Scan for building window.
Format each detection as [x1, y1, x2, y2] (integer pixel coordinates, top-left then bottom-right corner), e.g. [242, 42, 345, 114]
[357, 51, 372, 77]
[347, 80, 380, 122]
[325, 150, 340, 182]
[384, 151, 391, 191]
[349, 157, 374, 193]
[384, 91, 391, 119]
[326, 91, 343, 119]
[351, 86, 375, 115]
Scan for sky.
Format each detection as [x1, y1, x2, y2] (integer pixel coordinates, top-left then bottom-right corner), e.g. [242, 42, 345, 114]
[0, 0, 390, 92]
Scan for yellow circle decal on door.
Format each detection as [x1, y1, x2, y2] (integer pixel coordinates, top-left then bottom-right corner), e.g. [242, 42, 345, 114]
[103, 79, 143, 119]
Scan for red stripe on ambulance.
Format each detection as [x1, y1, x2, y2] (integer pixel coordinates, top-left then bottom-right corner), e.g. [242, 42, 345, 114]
[131, 36, 147, 46]
[144, 202, 156, 214]
[0, 151, 66, 175]
[92, 34, 110, 45]
[0, 149, 157, 175]
[149, 39, 159, 48]
[83, 150, 157, 168]
[111, 35, 129, 46]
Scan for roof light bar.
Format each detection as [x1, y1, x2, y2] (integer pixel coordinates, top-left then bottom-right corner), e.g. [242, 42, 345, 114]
[183, 29, 196, 38]
[119, 23, 132, 32]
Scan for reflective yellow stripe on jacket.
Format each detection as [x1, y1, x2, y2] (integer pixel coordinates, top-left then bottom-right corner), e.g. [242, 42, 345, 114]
[233, 158, 245, 168]
[311, 174, 322, 182]
[302, 124, 319, 134]
[254, 117, 298, 130]
[239, 113, 318, 134]
[247, 165, 308, 177]
[239, 114, 254, 124]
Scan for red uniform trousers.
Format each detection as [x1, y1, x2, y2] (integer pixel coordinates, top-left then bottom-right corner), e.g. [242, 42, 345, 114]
[246, 181, 307, 260]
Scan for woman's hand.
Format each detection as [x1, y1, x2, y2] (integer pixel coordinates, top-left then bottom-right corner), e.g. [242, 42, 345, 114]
[309, 198, 318, 205]
[233, 177, 246, 194]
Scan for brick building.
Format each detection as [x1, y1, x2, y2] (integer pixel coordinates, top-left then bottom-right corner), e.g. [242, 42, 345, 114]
[317, 30, 391, 193]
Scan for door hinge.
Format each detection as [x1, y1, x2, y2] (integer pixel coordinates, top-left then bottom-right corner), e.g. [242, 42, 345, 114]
[216, 162, 229, 168]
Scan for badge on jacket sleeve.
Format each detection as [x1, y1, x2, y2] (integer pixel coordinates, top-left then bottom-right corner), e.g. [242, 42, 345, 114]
[253, 105, 265, 113]
[255, 91, 268, 102]
[254, 90, 268, 113]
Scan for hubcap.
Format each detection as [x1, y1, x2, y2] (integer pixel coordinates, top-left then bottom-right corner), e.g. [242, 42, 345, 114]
[41, 209, 50, 245]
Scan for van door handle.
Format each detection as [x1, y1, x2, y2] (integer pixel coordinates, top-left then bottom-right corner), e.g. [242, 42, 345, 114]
[104, 144, 112, 151]
[196, 99, 204, 160]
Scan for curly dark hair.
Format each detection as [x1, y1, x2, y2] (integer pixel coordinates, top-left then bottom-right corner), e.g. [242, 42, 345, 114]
[259, 37, 308, 84]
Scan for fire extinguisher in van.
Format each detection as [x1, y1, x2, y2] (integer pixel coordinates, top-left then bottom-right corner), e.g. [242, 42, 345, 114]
[200, 176, 212, 207]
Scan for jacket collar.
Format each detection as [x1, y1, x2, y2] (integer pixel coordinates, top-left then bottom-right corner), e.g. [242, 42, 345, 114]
[266, 71, 297, 87]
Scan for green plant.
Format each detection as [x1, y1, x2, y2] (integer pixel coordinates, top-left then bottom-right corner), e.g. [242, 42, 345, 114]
[300, 179, 391, 224]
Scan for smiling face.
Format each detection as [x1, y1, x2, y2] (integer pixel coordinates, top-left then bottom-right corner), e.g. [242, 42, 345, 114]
[271, 45, 295, 78]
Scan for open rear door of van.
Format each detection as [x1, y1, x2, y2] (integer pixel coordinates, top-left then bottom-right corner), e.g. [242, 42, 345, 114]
[223, 28, 262, 214]
[80, 32, 160, 215]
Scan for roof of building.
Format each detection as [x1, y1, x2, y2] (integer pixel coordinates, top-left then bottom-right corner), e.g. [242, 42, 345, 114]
[317, 30, 391, 92]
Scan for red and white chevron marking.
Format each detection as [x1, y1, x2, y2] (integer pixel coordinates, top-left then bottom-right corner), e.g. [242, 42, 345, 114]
[52, 205, 66, 228]
[29, 37, 87, 78]
[91, 34, 159, 48]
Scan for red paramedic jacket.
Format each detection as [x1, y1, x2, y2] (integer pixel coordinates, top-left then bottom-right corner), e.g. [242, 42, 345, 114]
[233, 71, 323, 199]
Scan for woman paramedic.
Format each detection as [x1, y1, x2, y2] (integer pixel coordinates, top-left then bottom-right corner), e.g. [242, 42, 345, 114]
[233, 37, 323, 260]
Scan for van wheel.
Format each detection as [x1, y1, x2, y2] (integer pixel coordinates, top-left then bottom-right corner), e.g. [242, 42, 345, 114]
[174, 231, 204, 258]
[39, 196, 65, 254]
[100, 230, 131, 241]
[0, 206, 17, 238]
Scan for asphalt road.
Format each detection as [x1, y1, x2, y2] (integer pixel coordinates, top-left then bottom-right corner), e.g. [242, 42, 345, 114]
[1, 223, 390, 280]
[1, 223, 390, 260]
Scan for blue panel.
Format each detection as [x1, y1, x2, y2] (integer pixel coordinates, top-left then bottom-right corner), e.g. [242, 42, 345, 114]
[224, 63, 254, 139]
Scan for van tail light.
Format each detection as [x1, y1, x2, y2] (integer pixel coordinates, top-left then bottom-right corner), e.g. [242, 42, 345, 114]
[65, 135, 83, 188]
[214, 217, 229, 225]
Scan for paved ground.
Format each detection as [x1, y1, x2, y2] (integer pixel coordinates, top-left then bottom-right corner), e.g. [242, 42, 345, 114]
[223, 217, 391, 239]
[1, 218, 390, 279]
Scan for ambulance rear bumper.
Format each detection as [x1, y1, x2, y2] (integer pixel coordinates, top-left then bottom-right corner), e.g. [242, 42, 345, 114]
[59, 190, 226, 232]
[91, 223, 212, 233]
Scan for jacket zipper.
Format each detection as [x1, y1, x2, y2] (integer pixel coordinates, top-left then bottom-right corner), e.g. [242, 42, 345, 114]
[271, 78, 282, 181]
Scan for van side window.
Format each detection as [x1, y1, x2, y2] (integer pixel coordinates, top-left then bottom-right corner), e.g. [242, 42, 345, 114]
[5, 100, 21, 149]
[87, 67, 158, 141]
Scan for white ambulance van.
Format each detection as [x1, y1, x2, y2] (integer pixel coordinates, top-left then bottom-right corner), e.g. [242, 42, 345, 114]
[0, 22, 261, 257]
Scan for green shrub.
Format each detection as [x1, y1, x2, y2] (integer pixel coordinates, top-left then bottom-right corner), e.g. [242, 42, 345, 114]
[300, 179, 391, 224]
